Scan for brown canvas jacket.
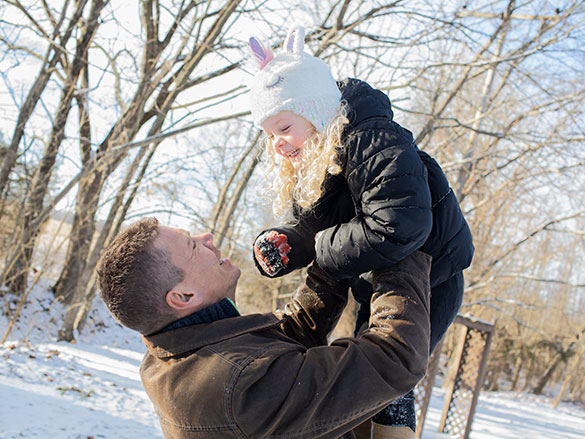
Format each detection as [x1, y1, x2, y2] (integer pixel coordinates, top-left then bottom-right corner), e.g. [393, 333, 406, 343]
[140, 252, 431, 439]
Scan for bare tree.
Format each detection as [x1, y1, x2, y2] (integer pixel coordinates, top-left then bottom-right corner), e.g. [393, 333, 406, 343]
[2, 0, 109, 295]
[55, 0, 244, 340]
[0, 0, 90, 198]
[52, 0, 242, 303]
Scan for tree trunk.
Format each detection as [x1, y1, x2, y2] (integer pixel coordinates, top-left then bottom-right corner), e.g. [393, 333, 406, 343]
[52, 63, 101, 304]
[552, 350, 582, 407]
[552, 325, 585, 407]
[0, 0, 89, 197]
[510, 355, 523, 391]
[2, 0, 108, 295]
[2, 232, 36, 295]
[532, 354, 563, 395]
[486, 367, 501, 391]
[53, 170, 104, 304]
[454, 6, 511, 201]
[57, 143, 151, 341]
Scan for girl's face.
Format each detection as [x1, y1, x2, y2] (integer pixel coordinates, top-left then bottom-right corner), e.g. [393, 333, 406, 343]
[261, 111, 315, 166]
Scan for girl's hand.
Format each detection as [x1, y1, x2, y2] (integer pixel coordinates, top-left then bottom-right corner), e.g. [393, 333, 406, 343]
[254, 230, 291, 277]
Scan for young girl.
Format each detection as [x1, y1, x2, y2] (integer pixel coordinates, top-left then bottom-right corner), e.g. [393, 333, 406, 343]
[249, 27, 474, 438]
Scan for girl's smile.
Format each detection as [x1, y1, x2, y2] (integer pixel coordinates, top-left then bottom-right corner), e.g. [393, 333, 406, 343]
[261, 111, 315, 165]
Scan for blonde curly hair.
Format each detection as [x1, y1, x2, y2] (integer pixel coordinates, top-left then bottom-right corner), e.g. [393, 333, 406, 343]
[264, 109, 350, 216]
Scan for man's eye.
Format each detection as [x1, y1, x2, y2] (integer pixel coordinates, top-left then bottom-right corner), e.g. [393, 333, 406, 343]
[281, 125, 290, 133]
[192, 240, 196, 249]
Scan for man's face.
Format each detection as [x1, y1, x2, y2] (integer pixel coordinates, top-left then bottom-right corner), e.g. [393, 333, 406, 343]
[154, 226, 241, 307]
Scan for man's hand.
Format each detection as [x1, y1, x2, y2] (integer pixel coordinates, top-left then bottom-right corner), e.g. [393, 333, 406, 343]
[254, 230, 292, 277]
[278, 262, 349, 348]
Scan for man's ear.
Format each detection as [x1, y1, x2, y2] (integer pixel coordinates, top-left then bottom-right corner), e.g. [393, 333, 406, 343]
[166, 288, 203, 312]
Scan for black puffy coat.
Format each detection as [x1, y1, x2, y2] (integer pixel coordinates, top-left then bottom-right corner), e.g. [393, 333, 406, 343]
[255, 78, 474, 288]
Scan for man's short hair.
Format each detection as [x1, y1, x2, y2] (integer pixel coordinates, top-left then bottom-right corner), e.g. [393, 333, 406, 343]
[97, 217, 184, 334]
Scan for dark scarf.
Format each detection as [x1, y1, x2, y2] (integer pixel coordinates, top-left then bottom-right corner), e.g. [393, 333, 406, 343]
[160, 298, 240, 333]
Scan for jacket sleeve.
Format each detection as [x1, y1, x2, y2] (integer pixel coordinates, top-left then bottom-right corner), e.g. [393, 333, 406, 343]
[276, 263, 349, 347]
[232, 251, 432, 438]
[315, 127, 433, 279]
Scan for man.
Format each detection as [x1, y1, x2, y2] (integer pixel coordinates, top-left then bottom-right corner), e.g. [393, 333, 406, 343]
[97, 217, 431, 439]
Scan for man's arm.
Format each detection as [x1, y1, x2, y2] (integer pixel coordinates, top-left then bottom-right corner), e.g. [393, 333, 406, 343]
[276, 263, 349, 347]
[357, 251, 431, 387]
[233, 252, 431, 438]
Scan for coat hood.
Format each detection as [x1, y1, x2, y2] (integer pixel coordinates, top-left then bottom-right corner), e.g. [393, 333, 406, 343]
[339, 78, 394, 127]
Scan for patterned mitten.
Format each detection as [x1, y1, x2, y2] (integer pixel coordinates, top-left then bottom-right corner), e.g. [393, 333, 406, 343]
[253, 230, 292, 277]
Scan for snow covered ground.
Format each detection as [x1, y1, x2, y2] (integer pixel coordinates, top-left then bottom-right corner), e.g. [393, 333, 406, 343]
[1, 281, 584, 438]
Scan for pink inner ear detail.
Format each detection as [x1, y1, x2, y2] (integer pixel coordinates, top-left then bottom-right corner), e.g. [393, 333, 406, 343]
[287, 30, 296, 51]
[249, 37, 274, 70]
[260, 48, 274, 69]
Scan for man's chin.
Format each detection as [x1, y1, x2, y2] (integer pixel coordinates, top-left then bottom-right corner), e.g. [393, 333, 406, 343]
[222, 259, 241, 274]
[227, 265, 241, 283]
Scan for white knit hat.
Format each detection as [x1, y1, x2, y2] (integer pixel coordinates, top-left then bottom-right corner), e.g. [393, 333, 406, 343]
[248, 26, 341, 132]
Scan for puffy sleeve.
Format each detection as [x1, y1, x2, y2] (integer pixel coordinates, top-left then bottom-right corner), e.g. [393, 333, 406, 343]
[315, 122, 432, 280]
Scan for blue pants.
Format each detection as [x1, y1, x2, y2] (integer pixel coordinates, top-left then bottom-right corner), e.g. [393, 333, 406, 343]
[353, 272, 465, 429]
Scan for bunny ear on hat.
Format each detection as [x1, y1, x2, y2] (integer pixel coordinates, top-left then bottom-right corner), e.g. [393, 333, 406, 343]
[248, 26, 304, 70]
[249, 36, 274, 70]
[284, 26, 305, 54]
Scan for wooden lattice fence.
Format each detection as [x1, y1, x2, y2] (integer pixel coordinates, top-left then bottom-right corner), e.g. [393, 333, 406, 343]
[414, 314, 495, 439]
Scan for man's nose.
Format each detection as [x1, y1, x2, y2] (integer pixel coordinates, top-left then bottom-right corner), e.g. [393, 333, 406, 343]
[199, 233, 214, 248]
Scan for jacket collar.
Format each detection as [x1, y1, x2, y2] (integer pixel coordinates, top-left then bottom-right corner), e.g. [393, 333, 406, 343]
[142, 312, 282, 359]
[160, 298, 240, 332]
[339, 78, 394, 127]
